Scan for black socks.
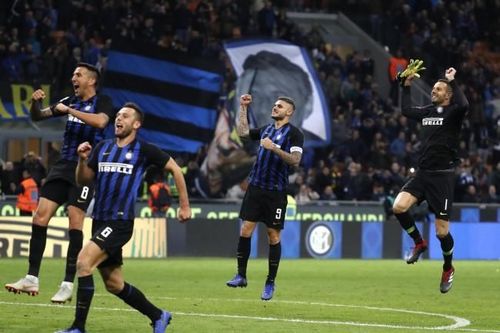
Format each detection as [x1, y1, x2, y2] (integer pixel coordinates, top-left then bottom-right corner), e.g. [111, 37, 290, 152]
[64, 229, 83, 282]
[395, 211, 423, 244]
[72, 275, 94, 331]
[116, 282, 162, 322]
[28, 225, 47, 276]
[266, 242, 281, 284]
[237, 236, 251, 278]
[438, 233, 454, 271]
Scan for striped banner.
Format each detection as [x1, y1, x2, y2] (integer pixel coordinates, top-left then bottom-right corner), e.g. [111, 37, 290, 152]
[102, 37, 224, 153]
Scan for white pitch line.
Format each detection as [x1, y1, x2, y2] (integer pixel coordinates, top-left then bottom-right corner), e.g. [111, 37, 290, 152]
[1, 300, 499, 333]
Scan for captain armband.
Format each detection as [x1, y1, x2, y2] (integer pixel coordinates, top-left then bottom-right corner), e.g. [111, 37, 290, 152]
[290, 146, 303, 154]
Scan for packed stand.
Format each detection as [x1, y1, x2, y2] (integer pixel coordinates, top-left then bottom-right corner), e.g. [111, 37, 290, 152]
[0, 0, 498, 205]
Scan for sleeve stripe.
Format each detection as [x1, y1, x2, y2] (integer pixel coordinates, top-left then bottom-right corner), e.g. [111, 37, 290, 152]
[290, 146, 303, 154]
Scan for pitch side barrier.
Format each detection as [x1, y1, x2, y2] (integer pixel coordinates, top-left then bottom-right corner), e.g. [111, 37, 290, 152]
[0, 199, 499, 259]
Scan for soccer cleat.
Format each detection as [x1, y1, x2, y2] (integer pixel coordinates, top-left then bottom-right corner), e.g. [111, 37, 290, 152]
[261, 282, 275, 301]
[51, 281, 74, 304]
[440, 266, 455, 294]
[226, 274, 247, 288]
[5, 275, 39, 296]
[54, 328, 85, 333]
[406, 239, 428, 264]
[152, 310, 172, 333]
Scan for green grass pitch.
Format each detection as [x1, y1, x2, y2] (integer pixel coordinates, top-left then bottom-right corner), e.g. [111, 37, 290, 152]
[1, 258, 499, 333]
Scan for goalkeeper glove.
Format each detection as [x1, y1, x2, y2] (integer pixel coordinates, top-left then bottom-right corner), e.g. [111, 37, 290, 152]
[396, 59, 425, 86]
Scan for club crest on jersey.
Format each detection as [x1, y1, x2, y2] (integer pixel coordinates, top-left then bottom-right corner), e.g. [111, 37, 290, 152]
[422, 117, 443, 126]
[125, 151, 133, 160]
[84, 105, 91, 111]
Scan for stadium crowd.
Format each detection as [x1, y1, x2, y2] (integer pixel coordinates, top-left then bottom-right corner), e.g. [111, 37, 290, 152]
[1, 0, 499, 205]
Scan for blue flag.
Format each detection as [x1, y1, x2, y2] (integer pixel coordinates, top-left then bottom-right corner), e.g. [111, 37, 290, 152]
[102, 37, 223, 153]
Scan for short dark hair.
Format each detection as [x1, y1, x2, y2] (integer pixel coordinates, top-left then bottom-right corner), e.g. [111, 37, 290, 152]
[437, 79, 452, 94]
[123, 102, 145, 124]
[76, 62, 101, 82]
[278, 96, 296, 110]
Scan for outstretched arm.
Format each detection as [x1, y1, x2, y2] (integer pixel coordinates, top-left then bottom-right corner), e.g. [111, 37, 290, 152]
[401, 74, 425, 120]
[237, 94, 251, 138]
[164, 158, 191, 223]
[75, 142, 96, 186]
[445, 67, 469, 109]
[54, 104, 110, 129]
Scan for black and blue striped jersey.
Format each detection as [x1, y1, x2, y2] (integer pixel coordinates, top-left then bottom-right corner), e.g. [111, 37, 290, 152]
[57, 94, 114, 162]
[87, 139, 171, 220]
[248, 123, 304, 192]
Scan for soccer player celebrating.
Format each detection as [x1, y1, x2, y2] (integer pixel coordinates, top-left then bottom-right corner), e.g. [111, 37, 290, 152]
[56, 102, 191, 333]
[393, 67, 469, 293]
[5, 63, 114, 303]
[226, 94, 304, 300]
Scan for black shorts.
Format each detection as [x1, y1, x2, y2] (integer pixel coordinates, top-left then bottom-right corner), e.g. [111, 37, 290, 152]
[239, 184, 287, 230]
[40, 178, 94, 211]
[91, 219, 134, 268]
[401, 169, 455, 220]
[45, 159, 78, 185]
[41, 159, 94, 211]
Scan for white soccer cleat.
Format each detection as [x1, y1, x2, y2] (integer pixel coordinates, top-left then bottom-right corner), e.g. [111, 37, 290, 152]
[51, 281, 74, 304]
[5, 275, 39, 296]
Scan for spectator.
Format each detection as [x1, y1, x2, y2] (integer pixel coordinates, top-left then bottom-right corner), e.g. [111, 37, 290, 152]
[148, 174, 172, 218]
[295, 184, 319, 204]
[484, 185, 500, 203]
[390, 131, 406, 160]
[0, 161, 19, 195]
[461, 184, 480, 203]
[21, 151, 46, 188]
[258, 1, 276, 36]
[14, 169, 39, 216]
[388, 49, 408, 105]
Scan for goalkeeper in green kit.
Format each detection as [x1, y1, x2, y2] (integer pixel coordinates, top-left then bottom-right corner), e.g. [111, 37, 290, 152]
[392, 60, 469, 293]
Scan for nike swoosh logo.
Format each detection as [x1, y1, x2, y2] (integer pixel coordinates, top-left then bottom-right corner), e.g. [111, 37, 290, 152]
[103, 152, 110, 156]
[96, 236, 103, 241]
[439, 212, 447, 216]
[77, 199, 86, 203]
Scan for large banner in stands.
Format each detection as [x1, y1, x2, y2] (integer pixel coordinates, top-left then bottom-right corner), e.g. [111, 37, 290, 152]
[0, 83, 52, 120]
[224, 39, 331, 147]
[0, 217, 166, 258]
[193, 39, 332, 198]
[102, 37, 224, 153]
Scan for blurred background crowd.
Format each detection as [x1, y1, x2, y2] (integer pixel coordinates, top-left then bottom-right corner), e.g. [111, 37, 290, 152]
[1, 0, 499, 205]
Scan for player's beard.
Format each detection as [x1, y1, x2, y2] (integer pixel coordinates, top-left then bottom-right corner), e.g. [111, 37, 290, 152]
[431, 94, 444, 105]
[116, 126, 132, 138]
